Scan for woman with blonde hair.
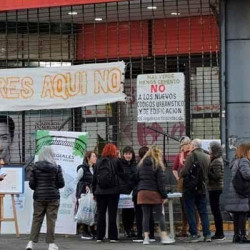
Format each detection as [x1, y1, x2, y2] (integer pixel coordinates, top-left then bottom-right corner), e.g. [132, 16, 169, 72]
[137, 145, 175, 245]
[226, 143, 250, 243]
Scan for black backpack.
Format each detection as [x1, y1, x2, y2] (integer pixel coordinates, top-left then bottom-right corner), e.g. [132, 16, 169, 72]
[232, 160, 250, 198]
[97, 157, 116, 189]
[183, 153, 205, 194]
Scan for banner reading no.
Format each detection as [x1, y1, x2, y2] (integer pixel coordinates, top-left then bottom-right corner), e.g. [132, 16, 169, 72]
[0, 61, 126, 111]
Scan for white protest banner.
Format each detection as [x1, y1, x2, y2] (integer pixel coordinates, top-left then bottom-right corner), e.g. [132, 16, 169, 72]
[34, 130, 88, 234]
[137, 73, 185, 123]
[0, 61, 126, 111]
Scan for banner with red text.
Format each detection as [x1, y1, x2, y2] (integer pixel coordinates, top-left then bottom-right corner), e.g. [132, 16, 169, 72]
[0, 61, 126, 111]
[137, 73, 185, 123]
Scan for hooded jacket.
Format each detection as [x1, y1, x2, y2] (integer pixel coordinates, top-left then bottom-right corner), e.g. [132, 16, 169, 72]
[29, 161, 65, 201]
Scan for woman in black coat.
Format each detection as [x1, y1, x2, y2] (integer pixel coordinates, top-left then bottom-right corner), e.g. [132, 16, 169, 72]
[26, 146, 65, 250]
[76, 151, 97, 240]
[119, 146, 137, 238]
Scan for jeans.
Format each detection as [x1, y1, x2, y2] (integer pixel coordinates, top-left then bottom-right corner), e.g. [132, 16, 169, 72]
[29, 200, 59, 243]
[142, 204, 166, 232]
[209, 190, 224, 236]
[184, 193, 210, 237]
[96, 194, 119, 240]
[233, 212, 247, 235]
[133, 197, 154, 238]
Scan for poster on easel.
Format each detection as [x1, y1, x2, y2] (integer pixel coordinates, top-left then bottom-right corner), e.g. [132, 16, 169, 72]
[34, 130, 88, 235]
[0, 166, 24, 194]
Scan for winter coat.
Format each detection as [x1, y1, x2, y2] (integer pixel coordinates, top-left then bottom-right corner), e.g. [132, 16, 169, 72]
[225, 158, 250, 212]
[207, 157, 224, 191]
[118, 158, 137, 194]
[75, 162, 94, 199]
[180, 148, 210, 194]
[92, 157, 123, 195]
[29, 161, 65, 201]
[137, 157, 167, 199]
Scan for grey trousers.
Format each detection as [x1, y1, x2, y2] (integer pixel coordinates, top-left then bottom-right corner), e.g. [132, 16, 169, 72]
[29, 200, 59, 243]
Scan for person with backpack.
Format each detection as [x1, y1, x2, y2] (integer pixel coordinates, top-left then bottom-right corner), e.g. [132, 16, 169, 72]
[119, 146, 137, 238]
[207, 141, 225, 240]
[92, 143, 123, 243]
[132, 146, 155, 243]
[225, 143, 250, 243]
[26, 146, 65, 250]
[75, 151, 97, 240]
[180, 139, 211, 243]
[137, 145, 175, 245]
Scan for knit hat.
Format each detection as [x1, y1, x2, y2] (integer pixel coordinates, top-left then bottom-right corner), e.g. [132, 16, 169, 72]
[179, 136, 191, 146]
[209, 141, 223, 158]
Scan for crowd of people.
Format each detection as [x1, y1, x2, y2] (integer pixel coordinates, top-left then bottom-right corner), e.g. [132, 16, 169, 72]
[24, 138, 250, 250]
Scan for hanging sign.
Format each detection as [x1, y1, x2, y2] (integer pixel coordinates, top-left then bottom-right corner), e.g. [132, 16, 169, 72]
[137, 73, 185, 123]
[0, 61, 126, 111]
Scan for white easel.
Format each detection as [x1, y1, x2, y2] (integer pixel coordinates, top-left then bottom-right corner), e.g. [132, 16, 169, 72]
[0, 194, 19, 237]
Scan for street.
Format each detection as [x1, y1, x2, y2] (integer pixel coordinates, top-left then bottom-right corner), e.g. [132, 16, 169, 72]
[1, 233, 250, 250]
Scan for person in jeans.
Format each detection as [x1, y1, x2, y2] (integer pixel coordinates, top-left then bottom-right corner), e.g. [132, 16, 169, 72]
[226, 143, 250, 243]
[119, 146, 137, 238]
[26, 146, 65, 250]
[137, 145, 175, 245]
[92, 143, 123, 243]
[207, 141, 225, 240]
[132, 146, 155, 243]
[180, 139, 211, 243]
[75, 151, 97, 240]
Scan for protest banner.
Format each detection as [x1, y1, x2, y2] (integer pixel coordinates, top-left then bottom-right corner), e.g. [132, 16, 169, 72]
[0, 61, 126, 111]
[34, 130, 88, 234]
[137, 73, 185, 123]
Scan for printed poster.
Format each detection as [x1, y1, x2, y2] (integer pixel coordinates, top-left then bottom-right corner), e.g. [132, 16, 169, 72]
[35, 130, 88, 234]
[137, 73, 185, 123]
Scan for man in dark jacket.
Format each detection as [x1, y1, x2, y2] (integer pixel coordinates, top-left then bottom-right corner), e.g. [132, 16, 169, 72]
[180, 139, 211, 243]
[26, 146, 65, 250]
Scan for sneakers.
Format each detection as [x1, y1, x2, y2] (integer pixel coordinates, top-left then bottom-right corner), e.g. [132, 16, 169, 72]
[204, 235, 212, 242]
[26, 241, 33, 250]
[161, 236, 175, 245]
[143, 238, 150, 245]
[96, 240, 103, 243]
[240, 235, 250, 243]
[185, 235, 200, 243]
[110, 240, 119, 243]
[48, 243, 59, 250]
[81, 233, 93, 240]
[149, 238, 156, 242]
[211, 235, 226, 241]
[133, 237, 144, 243]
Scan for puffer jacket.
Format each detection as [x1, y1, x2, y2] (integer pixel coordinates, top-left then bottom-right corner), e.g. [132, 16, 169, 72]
[75, 161, 94, 198]
[207, 157, 224, 191]
[225, 158, 250, 212]
[119, 158, 137, 194]
[137, 157, 167, 199]
[29, 161, 65, 201]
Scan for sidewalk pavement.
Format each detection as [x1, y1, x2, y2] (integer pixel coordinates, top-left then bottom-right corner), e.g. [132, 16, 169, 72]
[1, 233, 249, 250]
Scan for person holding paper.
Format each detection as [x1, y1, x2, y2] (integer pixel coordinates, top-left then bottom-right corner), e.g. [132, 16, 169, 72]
[26, 146, 65, 250]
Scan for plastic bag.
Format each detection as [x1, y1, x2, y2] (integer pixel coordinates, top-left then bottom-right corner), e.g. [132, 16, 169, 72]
[75, 192, 96, 226]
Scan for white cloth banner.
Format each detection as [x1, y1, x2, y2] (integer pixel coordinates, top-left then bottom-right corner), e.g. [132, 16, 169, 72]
[137, 73, 185, 123]
[34, 130, 88, 235]
[0, 61, 126, 111]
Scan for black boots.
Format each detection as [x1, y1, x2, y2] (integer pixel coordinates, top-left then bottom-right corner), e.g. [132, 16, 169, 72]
[233, 234, 250, 243]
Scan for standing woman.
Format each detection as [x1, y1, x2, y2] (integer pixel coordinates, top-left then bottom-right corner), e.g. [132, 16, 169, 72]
[76, 151, 97, 240]
[226, 143, 250, 243]
[26, 146, 65, 250]
[207, 141, 225, 240]
[92, 143, 123, 242]
[137, 145, 175, 245]
[119, 146, 137, 238]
